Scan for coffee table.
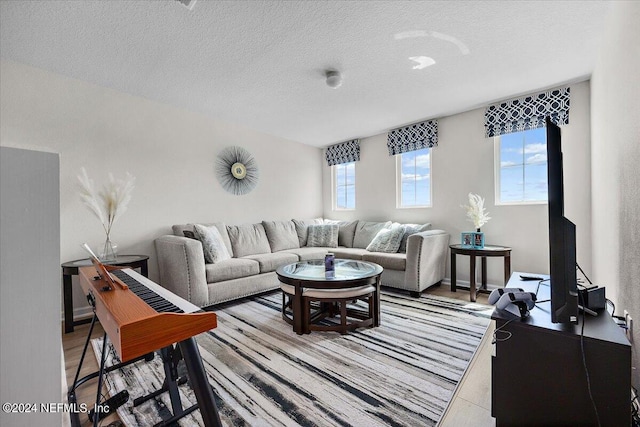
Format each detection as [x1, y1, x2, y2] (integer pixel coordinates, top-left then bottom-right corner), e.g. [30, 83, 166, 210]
[276, 259, 383, 335]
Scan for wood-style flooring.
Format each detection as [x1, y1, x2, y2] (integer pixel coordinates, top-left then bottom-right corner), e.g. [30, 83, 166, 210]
[62, 285, 494, 427]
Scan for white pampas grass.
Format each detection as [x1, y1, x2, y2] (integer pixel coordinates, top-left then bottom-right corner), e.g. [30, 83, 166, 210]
[462, 193, 491, 230]
[77, 167, 136, 238]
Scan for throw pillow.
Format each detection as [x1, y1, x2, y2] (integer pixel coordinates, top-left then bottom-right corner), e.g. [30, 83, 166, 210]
[183, 230, 196, 239]
[292, 218, 324, 247]
[366, 225, 405, 253]
[353, 221, 392, 249]
[193, 224, 232, 264]
[398, 223, 432, 253]
[306, 224, 339, 247]
[323, 219, 359, 247]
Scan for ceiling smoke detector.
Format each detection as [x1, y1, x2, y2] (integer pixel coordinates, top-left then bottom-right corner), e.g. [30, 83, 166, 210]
[325, 70, 342, 89]
[174, 0, 197, 10]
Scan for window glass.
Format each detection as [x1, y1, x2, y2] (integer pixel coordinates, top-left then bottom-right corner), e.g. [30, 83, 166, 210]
[398, 148, 431, 208]
[496, 128, 547, 204]
[334, 162, 355, 210]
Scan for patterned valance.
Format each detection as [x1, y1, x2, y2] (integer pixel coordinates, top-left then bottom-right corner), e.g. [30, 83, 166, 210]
[387, 120, 438, 156]
[325, 139, 360, 166]
[484, 87, 570, 138]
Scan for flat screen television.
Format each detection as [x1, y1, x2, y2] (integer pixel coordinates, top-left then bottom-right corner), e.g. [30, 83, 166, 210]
[546, 117, 579, 324]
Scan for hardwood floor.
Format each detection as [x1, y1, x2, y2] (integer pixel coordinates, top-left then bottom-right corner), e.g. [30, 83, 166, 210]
[61, 285, 494, 427]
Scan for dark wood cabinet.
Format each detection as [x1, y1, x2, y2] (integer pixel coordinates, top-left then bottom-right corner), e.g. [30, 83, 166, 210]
[492, 274, 631, 426]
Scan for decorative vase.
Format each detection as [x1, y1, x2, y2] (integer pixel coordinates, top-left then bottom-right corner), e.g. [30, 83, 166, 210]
[100, 237, 118, 262]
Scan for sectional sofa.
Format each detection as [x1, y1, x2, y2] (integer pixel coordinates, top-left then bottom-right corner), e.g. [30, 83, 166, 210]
[154, 219, 450, 308]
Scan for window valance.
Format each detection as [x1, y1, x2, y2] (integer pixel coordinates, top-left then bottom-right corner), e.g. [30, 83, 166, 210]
[325, 139, 360, 166]
[387, 120, 438, 156]
[484, 87, 570, 138]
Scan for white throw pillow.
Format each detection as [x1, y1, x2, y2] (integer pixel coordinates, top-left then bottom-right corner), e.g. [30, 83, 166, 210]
[194, 224, 232, 264]
[306, 224, 339, 247]
[366, 225, 405, 253]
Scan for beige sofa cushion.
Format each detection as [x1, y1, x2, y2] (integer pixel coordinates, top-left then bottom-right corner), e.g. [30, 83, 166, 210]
[243, 252, 299, 273]
[352, 221, 392, 249]
[362, 252, 406, 271]
[331, 248, 369, 260]
[227, 223, 271, 257]
[262, 220, 300, 252]
[280, 247, 330, 261]
[205, 258, 260, 283]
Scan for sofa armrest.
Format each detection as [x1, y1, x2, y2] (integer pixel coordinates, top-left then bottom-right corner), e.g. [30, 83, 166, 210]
[405, 229, 450, 292]
[154, 235, 208, 307]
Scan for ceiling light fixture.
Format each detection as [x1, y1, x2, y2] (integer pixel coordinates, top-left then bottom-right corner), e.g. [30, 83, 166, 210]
[325, 70, 342, 89]
[409, 56, 436, 70]
[173, 0, 197, 10]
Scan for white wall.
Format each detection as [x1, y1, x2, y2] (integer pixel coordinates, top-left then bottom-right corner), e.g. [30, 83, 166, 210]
[323, 81, 592, 287]
[591, 1, 640, 384]
[0, 60, 324, 319]
[1, 147, 62, 426]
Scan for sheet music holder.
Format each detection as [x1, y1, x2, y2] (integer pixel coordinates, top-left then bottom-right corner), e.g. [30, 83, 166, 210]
[81, 243, 126, 291]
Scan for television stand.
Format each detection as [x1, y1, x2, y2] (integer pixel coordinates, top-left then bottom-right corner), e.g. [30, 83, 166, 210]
[492, 273, 630, 426]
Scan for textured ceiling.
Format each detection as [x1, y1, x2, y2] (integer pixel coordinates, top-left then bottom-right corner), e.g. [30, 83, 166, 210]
[0, 0, 611, 147]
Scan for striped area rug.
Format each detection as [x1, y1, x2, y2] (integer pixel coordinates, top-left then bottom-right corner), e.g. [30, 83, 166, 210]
[92, 290, 492, 426]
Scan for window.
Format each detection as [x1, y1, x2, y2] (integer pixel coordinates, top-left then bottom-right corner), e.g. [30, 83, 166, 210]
[495, 128, 547, 204]
[334, 162, 355, 210]
[397, 148, 431, 207]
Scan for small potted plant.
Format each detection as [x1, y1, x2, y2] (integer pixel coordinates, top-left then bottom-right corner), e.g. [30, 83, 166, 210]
[461, 193, 491, 248]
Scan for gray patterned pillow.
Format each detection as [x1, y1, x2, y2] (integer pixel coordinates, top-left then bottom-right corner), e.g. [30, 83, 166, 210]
[193, 224, 232, 264]
[366, 225, 405, 253]
[398, 223, 432, 253]
[306, 224, 339, 248]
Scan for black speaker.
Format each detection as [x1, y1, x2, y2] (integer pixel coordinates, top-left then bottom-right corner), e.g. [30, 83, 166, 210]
[579, 287, 606, 311]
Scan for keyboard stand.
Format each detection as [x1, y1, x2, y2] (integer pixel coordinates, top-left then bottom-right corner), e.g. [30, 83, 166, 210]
[68, 315, 222, 427]
[67, 313, 150, 427]
[133, 345, 201, 427]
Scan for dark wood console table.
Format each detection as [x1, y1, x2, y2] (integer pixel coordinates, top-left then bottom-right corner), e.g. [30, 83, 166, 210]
[61, 255, 149, 333]
[492, 273, 631, 426]
[450, 244, 511, 302]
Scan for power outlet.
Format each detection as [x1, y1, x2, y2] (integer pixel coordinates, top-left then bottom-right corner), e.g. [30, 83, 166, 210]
[625, 310, 633, 342]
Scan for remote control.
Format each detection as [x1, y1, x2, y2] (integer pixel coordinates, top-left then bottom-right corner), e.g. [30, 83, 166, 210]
[519, 274, 544, 281]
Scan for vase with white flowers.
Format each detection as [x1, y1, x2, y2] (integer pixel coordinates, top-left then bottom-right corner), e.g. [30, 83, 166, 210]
[462, 193, 491, 232]
[77, 167, 135, 261]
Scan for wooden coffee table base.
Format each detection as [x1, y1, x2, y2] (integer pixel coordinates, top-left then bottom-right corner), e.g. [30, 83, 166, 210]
[276, 260, 383, 335]
[304, 287, 377, 335]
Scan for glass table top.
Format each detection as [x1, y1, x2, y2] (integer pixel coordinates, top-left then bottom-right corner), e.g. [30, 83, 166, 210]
[277, 259, 382, 282]
[62, 254, 149, 267]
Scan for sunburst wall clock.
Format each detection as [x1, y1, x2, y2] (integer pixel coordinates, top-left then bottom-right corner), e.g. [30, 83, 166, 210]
[215, 146, 259, 195]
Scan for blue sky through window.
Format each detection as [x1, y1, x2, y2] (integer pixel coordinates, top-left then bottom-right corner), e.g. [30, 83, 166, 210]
[400, 148, 431, 207]
[498, 128, 547, 203]
[335, 162, 355, 209]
